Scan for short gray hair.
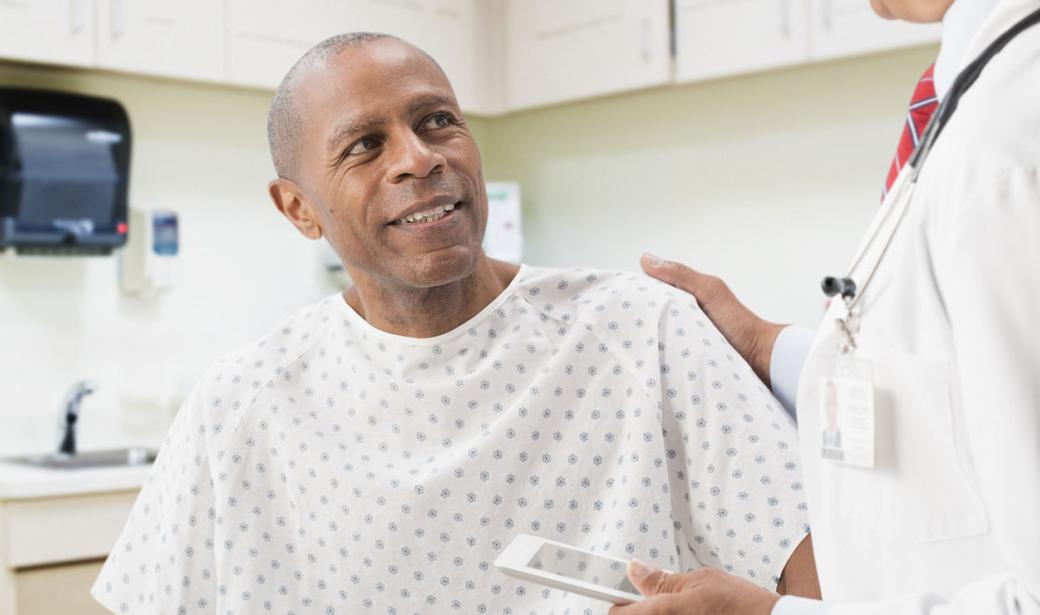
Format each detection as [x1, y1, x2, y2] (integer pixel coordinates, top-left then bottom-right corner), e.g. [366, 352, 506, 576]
[266, 32, 394, 180]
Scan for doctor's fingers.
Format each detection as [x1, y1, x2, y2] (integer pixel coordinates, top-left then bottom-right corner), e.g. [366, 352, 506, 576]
[640, 254, 749, 330]
[640, 254, 727, 301]
[613, 563, 783, 615]
[608, 591, 708, 615]
[610, 564, 717, 615]
[640, 253, 777, 383]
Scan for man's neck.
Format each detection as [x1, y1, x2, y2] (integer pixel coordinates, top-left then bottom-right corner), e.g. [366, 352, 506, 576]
[343, 258, 521, 338]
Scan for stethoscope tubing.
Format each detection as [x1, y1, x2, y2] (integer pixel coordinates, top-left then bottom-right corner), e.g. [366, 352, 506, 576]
[823, 6, 1040, 309]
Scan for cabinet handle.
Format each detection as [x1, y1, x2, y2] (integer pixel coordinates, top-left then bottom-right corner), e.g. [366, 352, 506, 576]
[641, 17, 652, 62]
[70, 0, 88, 34]
[822, 0, 833, 30]
[111, 0, 125, 39]
[780, 0, 791, 38]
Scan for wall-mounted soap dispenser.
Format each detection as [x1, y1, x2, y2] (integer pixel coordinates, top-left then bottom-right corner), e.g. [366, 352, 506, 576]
[119, 207, 177, 296]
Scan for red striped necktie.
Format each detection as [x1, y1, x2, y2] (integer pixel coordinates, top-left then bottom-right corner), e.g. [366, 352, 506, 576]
[883, 64, 939, 197]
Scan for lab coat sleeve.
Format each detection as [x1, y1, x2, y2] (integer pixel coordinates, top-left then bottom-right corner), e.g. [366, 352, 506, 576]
[769, 325, 816, 421]
[835, 166, 1040, 615]
[773, 596, 832, 615]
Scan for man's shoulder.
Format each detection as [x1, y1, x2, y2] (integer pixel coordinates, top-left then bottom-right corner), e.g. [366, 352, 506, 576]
[516, 265, 698, 326]
[213, 294, 338, 371]
[189, 294, 341, 422]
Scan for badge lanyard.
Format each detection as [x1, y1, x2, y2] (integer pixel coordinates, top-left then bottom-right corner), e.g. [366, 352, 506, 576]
[816, 7, 1040, 468]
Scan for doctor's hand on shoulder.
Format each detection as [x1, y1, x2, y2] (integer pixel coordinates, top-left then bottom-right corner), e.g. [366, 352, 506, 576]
[608, 560, 780, 615]
[640, 253, 780, 385]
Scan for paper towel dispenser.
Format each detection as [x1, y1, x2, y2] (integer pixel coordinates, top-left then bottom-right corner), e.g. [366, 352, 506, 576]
[0, 88, 131, 255]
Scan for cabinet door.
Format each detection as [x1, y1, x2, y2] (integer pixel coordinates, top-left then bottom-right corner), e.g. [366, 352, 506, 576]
[350, 0, 490, 114]
[505, 0, 671, 110]
[3, 491, 138, 568]
[810, 0, 940, 61]
[675, 0, 811, 82]
[0, 0, 94, 67]
[227, 0, 352, 89]
[96, 0, 226, 82]
[15, 560, 110, 615]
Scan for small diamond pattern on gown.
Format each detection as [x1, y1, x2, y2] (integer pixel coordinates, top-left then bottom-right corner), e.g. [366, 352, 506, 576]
[93, 266, 808, 615]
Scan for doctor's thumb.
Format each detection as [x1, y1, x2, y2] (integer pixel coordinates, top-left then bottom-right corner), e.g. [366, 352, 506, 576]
[627, 559, 683, 597]
[640, 253, 706, 294]
[640, 253, 674, 278]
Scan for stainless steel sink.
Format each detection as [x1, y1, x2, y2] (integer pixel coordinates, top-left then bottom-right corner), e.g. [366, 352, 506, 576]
[2, 447, 157, 470]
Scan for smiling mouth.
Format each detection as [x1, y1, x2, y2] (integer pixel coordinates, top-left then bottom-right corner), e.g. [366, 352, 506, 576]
[391, 202, 460, 226]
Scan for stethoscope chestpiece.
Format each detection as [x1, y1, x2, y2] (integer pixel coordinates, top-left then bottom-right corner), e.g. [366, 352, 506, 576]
[821, 276, 857, 301]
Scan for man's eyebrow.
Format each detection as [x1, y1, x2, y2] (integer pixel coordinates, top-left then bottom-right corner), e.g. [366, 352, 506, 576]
[325, 95, 456, 153]
[327, 114, 389, 152]
[407, 94, 456, 116]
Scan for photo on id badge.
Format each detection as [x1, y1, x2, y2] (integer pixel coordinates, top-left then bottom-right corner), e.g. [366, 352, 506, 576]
[821, 380, 845, 461]
[818, 358, 875, 469]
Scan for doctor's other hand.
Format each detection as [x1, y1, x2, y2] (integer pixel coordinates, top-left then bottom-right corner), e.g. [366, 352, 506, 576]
[608, 561, 780, 615]
[641, 253, 784, 387]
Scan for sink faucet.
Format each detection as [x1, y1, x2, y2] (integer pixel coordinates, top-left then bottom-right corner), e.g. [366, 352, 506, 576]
[58, 380, 97, 455]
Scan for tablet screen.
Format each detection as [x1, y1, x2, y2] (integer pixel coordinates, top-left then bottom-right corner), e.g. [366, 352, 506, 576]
[526, 543, 639, 594]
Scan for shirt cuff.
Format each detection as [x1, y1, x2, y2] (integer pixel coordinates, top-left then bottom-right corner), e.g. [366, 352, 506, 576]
[772, 595, 831, 615]
[769, 325, 815, 421]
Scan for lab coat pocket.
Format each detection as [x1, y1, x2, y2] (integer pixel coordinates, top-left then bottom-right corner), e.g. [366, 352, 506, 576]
[834, 345, 989, 543]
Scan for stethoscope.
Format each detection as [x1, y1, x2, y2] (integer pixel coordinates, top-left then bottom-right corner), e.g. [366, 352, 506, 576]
[821, 6, 1040, 321]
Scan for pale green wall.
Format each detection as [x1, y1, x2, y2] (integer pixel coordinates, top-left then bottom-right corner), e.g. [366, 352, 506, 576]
[478, 45, 939, 326]
[0, 47, 940, 330]
[0, 47, 936, 453]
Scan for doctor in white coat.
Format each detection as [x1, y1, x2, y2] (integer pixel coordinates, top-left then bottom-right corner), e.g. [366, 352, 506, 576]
[612, 0, 1040, 614]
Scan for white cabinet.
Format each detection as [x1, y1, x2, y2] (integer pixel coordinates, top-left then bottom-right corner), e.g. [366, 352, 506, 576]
[810, 0, 940, 61]
[13, 560, 110, 615]
[0, 0, 945, 112]
[96, 0, 226, 82]
[675, 0, 811, 82]
[350, 0, 501, 115]
[226, 0, 351, 89]
[471, 0, 507, 116]
[0, 0, 94, 68]
[0, 490, 138, 615]
[504, 0, 671, 111]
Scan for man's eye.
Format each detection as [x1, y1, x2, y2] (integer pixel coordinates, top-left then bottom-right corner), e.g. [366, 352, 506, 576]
[422, 112, 455, 131]
[347, 136, 382, 156]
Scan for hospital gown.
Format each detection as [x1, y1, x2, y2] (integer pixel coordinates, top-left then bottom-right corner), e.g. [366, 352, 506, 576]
[92, 266, 810, 614]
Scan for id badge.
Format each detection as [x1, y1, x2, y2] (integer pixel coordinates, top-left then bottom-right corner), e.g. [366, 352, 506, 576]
[818, 354, 875, 469]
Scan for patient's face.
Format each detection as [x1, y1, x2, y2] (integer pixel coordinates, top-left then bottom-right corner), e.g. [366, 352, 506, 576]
[869, 0, 955, 22]
[294, 39, 487, 289]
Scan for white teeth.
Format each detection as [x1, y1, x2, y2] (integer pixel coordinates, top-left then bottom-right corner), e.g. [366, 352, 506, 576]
[396, 203, 458, 225]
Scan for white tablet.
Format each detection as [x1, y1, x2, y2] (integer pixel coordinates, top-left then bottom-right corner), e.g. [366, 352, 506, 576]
[494, 534, 647, 605]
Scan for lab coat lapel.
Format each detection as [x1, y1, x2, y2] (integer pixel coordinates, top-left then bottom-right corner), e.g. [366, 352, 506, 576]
[959, 0, 1040, 69]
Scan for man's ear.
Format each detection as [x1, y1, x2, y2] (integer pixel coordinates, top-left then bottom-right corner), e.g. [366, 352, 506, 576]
[268, 178, 324, 240]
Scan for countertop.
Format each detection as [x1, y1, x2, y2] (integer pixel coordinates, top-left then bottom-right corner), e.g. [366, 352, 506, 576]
[0, 460, 151, 500]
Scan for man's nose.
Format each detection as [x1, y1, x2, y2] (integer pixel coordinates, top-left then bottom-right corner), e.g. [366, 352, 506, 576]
[387, 131, 446, 182]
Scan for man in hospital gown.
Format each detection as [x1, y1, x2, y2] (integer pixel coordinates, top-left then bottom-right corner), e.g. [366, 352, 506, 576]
[91, 34, 818, 614]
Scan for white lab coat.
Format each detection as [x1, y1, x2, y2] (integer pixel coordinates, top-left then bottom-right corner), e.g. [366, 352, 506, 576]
[795, 0, 1040, 613]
